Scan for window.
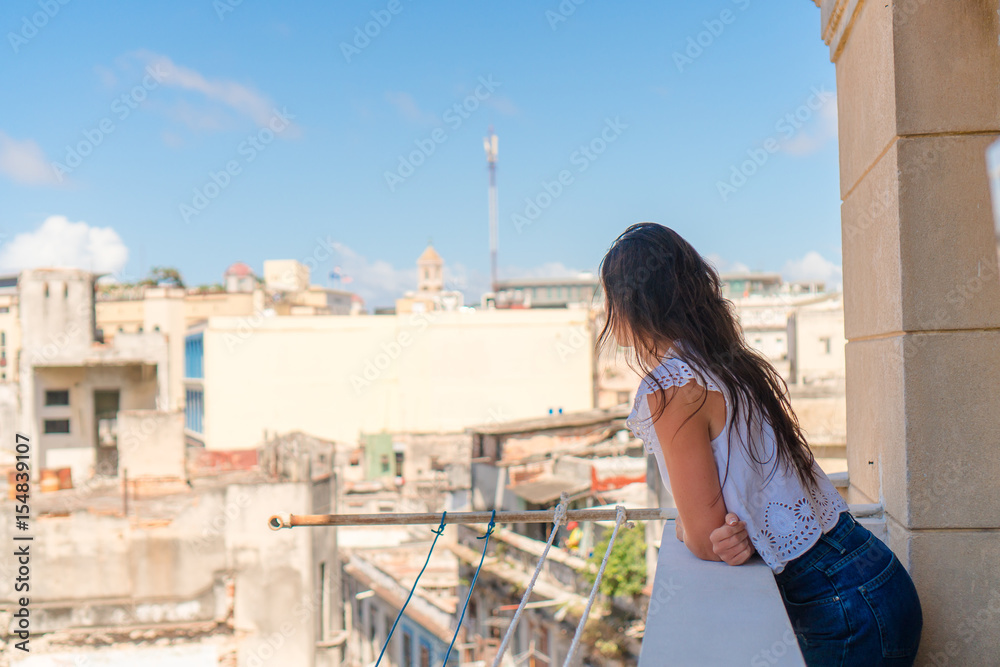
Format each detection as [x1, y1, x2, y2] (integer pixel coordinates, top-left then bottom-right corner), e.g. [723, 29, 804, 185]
[403, 632, 413, 667]
[0, 307, 8, 313]
[820, 337, 832, 354]
[185, 333, 204, 378]
[1, 331, 5, 345]
[64, 284, 69, 298]
[45, 390, 70, 406]
[380, 454, 390, 474]
[44, 283, 49, 297]
[44, 419, 70, 434]
[185, 389, 204, 434]
[419, 644, 431, 667]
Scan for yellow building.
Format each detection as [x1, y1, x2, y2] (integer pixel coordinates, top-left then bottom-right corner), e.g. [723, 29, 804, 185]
[185, 308, 594, 449]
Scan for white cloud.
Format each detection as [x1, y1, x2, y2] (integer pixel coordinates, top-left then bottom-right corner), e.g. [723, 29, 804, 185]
[707, 250, 842, 288]
[782, 251, 842, 286]
[780, 96, 838, 156]
[705, 253, 750, 275]
[129, 50, 300, 136]
[500, 261, 583, 280]
[0, 216, 128, 275]
[331, 242, 416, 308]
[0, 132, 59, 186]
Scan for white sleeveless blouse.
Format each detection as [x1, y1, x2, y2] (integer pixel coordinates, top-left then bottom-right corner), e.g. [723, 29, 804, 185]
[625, 348, 848, 574]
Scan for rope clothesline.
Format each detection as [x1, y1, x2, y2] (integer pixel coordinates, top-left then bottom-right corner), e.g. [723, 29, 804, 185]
[443, 509, 496, 666]
[374, 511, 448, 667]
[563, 505, 630, 667]
[491, 495, 569, 667]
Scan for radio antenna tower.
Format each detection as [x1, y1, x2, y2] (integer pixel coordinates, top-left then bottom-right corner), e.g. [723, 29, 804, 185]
[484, 127, 499, 293]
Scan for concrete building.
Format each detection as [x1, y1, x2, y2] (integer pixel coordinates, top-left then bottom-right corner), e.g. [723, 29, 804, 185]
[0, 275, 19, 384]
[17, 268, 171, 481]
[188, 308, 595, 450]
[395, 245, 464, 315]
[342, 547, 458, 666]
[787, 293, 847, 386]
[0, 432, 343, 667]
[490, 274, 599, 310]
[459, 407, 649, 664]
[95, 259, 356, 348]
[224, 261, 257, 293]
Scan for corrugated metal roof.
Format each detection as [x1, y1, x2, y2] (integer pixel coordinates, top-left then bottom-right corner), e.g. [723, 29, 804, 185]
[507, 475, 589, 505]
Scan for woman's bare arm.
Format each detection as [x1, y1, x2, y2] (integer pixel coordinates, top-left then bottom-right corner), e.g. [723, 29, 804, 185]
[647, 381, 727, 561]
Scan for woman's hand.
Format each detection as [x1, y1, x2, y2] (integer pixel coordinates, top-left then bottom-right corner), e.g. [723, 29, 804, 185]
[709, 513, 755, 566]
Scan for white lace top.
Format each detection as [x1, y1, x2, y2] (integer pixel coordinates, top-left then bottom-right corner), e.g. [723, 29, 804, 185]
[625, 347, 848, 573]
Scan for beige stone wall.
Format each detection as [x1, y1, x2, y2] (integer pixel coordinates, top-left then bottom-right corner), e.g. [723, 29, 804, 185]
[183, 290, 256, 322]
[817, 0, 1000, 661]
[117, 409, 185, 480]
[200, 309, 595, 449]
[96, 298, 145, 340]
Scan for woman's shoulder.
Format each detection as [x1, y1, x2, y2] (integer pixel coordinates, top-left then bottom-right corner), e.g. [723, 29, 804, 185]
[638, 353, 722, 398]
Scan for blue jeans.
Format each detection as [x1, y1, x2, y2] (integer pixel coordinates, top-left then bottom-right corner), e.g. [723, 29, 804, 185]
[773, 511, 923, 666]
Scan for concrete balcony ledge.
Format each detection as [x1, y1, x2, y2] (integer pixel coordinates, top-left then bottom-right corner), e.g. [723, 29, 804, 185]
[639, 522, 805, 666]
[640, 505, 885, 665]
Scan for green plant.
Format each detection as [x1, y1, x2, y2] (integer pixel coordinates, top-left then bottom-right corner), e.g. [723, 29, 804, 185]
[582, 521, 646, 598]
[141, 266, 185, 288]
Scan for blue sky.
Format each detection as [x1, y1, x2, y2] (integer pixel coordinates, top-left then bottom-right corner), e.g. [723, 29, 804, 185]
[0, 0, 841, 308]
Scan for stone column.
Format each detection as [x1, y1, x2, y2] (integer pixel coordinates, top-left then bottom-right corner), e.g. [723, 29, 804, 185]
[816, 0, 1000, 662]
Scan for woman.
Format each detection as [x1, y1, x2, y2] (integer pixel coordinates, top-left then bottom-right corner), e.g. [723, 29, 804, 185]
[603, 223, 922, 665]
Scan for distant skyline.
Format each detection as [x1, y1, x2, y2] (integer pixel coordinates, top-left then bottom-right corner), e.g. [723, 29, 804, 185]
[0, 1, 842, 308]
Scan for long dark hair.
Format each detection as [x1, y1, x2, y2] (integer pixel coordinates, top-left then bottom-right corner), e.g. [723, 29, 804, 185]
[598, 222, 817, 490]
